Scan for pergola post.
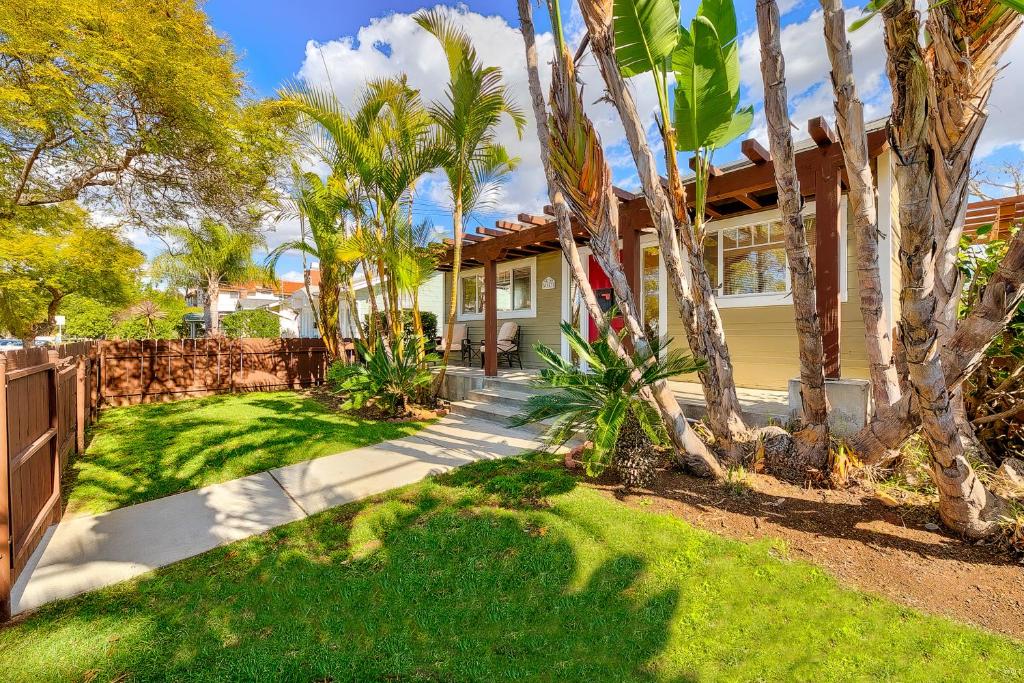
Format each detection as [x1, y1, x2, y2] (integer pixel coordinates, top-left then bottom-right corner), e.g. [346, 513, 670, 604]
[815, 158, 843, 379]
[483, 258, 498, 377]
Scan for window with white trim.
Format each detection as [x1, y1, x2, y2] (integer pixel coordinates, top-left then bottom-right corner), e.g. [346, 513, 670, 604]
[701, 204, 834, 307]
[458, 259, 536, 320]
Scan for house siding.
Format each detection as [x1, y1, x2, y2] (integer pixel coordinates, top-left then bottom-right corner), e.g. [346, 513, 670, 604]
[442, 251, 563, 369]
[666, 197, 870, 390]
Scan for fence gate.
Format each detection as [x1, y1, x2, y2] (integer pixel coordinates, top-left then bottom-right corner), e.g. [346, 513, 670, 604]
[0, 349, 64, 620]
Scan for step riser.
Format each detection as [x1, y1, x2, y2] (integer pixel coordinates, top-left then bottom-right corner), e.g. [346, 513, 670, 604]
[448, 403, 548, 436]
[466, 392, 533, 409]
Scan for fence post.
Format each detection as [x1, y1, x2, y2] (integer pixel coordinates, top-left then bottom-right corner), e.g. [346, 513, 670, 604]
[76, 354, 87, 453]
[0, 354, 10, 621]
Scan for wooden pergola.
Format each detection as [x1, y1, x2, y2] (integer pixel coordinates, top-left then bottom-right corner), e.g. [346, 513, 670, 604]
[964, 194, 1024, 240]
[438, 118, 890, 377]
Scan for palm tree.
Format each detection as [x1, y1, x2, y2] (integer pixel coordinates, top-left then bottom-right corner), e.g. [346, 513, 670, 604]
[268, 170, 357, 360]
[153, 220, 272, 337]
[414, 8, 526, 391]
[579, 0, 754, 454]
[279, 77, 449, 347]
[756, 0, 830, 472]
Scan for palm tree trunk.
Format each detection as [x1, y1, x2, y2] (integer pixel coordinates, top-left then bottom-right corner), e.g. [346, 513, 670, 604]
[926, 7, 1022, 456]
[360, 257, 383, 346]
[205, 278, 220, 337]
[576, 0, 749, 453]
[318, 265, 341, 360]
[519, 0, 723, 479]
[819, 0, 902, 412]
[847, 144, 1024, 465]
[411, 287, 426, 364]
[433, 195, 463, 396]
[757, 0, 830, 471]
[882, 0, 1002, 538]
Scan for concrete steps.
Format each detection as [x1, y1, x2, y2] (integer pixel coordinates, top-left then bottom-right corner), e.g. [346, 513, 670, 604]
[448, 378, 549, 436]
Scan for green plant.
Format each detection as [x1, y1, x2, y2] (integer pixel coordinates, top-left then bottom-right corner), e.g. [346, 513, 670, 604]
[221, 309, 280, 338]
[369, 309, 438, 344]
[329, 336, 438, 417]
[511, 321, 705, 477]
[959, 224, 1024, 462]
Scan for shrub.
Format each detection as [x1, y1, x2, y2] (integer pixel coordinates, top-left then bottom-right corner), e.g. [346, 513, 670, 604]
[510, 321, 705, 478]
[367, 309, 437, 343]
[328, 336, 438, 418]
[221, 309, 279, 338]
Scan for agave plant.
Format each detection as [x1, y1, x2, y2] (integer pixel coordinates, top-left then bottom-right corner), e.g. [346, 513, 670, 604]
[328, 336, 438, 418]
[511, 321, 706, 480]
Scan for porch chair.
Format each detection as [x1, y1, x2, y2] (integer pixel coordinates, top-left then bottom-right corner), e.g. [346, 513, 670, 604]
[480, 321, 522, 369]
[436, 323, 472, 364]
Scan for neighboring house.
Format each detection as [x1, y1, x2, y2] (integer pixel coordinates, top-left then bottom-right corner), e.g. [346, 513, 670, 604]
[438, 118, 901, 391]
[185, 280, 305, 337]
[286, 265, 444, 340]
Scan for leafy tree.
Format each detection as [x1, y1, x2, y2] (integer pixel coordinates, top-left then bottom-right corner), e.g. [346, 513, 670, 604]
[58, 294, 115, 339]
[221, 309, 280, 339]
[152, 220, 273, 336]
[0, 204, 143, 339]
[0, 0, 293, 229]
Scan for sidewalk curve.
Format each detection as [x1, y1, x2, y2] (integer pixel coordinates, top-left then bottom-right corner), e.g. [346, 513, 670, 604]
[11, 414, 544, 615]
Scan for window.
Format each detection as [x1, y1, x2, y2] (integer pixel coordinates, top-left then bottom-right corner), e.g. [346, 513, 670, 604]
[702, 212, 820, 305]
[461, 274, 482, 314]
[459, 259, 536, 319]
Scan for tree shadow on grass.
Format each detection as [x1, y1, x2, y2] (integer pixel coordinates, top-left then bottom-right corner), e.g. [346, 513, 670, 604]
[63, 391, 425, 515]
[4, 480, 681, 683]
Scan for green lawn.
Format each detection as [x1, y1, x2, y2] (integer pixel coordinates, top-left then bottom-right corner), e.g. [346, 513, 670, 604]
[7, 456, 1021, 682]
[64, 391, 428, 515]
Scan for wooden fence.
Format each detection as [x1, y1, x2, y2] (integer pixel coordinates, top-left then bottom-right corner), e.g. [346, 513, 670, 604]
[1, 337, 328, 619]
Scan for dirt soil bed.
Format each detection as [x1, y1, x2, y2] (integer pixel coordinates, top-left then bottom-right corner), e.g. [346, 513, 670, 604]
[589, 468, 1024, 638]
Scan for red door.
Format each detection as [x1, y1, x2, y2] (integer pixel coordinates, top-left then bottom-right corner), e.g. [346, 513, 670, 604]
[588, 254, 624, 342]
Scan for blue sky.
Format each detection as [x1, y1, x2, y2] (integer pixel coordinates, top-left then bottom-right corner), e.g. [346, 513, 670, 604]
[193, 1, 1024, 281]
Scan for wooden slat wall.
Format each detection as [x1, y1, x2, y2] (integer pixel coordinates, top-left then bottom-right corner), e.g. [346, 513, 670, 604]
[98, 338, 328, 405]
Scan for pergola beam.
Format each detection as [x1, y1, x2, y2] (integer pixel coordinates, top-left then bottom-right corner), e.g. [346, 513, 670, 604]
[517, 213, 550, 226]
[741, 138, 772, 164]
[477, 226, 509, 238]
[808, 116, 837, 147]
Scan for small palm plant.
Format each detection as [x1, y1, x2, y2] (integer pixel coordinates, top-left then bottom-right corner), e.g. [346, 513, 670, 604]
[511, 321, 706, 487]
[328, 336, 438, 418]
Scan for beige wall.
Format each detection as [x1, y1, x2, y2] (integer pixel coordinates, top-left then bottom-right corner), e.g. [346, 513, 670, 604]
[666, 197, 871, 390]
[442, 251, 563, 369]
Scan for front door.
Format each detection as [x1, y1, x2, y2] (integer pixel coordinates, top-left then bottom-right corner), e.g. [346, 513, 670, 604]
[587, 254, 624, 342]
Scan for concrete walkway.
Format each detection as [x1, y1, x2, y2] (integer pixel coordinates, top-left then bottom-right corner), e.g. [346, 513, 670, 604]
[11, 414, 545, 615]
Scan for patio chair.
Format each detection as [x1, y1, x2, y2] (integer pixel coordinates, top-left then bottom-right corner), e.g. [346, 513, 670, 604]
[436, 323, 472, 364]
[480, 321, 522, 369]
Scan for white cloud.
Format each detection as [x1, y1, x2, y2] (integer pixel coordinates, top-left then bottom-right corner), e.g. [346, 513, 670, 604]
[977, 30, 1024, 158]
[295, 4, 666, 221]
[738, 6, 889, 145]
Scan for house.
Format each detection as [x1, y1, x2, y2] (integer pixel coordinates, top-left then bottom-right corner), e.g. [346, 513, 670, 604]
[286, 265, 444, 340]
[185, 280, 305, 337]
[437, 118, 901, 395]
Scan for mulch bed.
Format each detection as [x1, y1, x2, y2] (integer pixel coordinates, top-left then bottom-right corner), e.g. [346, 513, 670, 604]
[303, 386, 441, 422]
[589, 468, 1024, 638]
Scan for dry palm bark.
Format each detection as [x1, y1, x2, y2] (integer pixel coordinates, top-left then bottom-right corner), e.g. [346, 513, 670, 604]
[883, 0, 1003, 537]
[576, 0, 750, 454]
[517, 0, 723, 478]
[925, 5, 1022, 449]
[819, 0, 902, 412]
[926, 4, 1022, 350]
[847, 224, 1024, 461]
[757, 0, 830, 471]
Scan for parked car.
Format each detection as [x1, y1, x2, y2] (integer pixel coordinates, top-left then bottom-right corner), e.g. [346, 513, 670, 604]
[0, 338, 23, 351]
